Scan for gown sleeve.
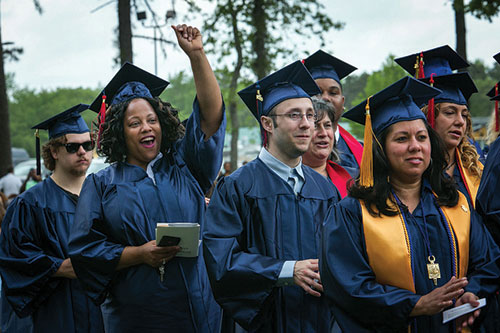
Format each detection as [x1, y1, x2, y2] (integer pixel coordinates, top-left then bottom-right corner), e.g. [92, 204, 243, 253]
[202, 176, 284, 330]
[68, 174, 124, 305]
[176, 97, 226, 193]
[476, 138, 500, 246]
[464, 209, 500, 297]
[320, 199, 421, 331]
[0, 197, 63, 317]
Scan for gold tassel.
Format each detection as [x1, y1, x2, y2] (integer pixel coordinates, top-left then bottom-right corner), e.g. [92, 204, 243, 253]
[360, 96, 374, 188]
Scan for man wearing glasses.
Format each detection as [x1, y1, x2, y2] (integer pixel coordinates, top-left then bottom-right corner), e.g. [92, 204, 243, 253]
[0, 104, 103, 332]
[203, 61, 341, 332]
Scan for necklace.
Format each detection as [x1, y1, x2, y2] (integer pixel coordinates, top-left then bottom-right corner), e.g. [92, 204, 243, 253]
[445, 160, 456, 171]
[391, 190, 441, 286]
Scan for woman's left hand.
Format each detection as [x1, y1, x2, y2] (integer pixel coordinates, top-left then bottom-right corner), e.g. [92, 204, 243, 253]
[455, 292, 480, 332]
[171, 24, 203, 56]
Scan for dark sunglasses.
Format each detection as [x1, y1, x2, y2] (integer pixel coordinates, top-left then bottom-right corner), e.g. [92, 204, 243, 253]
[62, 141, 94, 153]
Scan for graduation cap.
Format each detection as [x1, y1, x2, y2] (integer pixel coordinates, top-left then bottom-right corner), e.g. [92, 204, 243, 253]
[395, 46, 476, 128]
[494, 52, 500, 65]
[395, 45, 469, 78]
[486, 82, 500, 98]
[90, 62, 169, 147]
[343, 76, 441, 187]
[89, 62, 169, 112]
[303, 49, 357, 84]
[238, 60, 321, 120]
[31, 103, 90, 175]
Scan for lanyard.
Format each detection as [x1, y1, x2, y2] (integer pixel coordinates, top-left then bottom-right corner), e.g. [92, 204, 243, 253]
[391, 190, 433, 259]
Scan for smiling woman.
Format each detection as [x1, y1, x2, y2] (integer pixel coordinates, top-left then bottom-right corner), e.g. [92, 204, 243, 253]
[320, 77, 500, 332]
[68, 24, 226, 333]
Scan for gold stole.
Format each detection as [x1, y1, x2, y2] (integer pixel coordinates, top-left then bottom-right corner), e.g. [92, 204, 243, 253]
[455, 148, 483, 209]
[361, 191, 470, 293]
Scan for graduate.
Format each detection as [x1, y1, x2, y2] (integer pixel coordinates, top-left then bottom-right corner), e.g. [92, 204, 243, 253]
[68, 24, 225, 332]
[477, 94, 500, 246]
[320, 76, 500, 332]
[485, 52, 500, 150]
[0, 104, 104, 332]
[302, 97, 352, 198]
[203, 61, 340, 332]
[303, 50, 362, 173]
[395, 45, 482, 208]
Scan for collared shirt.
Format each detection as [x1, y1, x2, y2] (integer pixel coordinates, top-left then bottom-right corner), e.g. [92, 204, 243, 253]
[258, 147, 304, 285]
[146, 152, 163, 185]
[258, 148, 305, 195]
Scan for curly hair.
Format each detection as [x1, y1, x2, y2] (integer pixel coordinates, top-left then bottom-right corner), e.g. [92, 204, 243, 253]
[486, 106, 500, 145]
[348, 121, 458, 216]
[41, 135, 67, 171]
[97, 97, 185, 163]
[421, 103, 482, 179]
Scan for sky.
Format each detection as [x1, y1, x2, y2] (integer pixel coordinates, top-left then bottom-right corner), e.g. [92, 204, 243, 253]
[2, 0, 500, 91]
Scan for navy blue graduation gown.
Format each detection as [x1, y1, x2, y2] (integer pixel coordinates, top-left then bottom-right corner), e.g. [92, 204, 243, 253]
[336, 134, 360, 172]
[203, 158, 340, 332]
[477, 137, 500, 246]
[69, 100, 225, 333]
[320, 183, 500, 332]
[452, 163, 476, 209]
[0, 177, 104, 333]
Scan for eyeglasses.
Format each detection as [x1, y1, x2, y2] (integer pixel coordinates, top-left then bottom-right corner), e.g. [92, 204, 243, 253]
[270, 112, 317, 122]
[62, 141, 94, 153]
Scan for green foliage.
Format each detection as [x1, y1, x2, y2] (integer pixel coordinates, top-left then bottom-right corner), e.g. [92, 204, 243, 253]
[200, 0, 344, 77]
[342, 72, 369, 109]
[465, 0, 500, 21]
[9, 87, 99, 156]
[165, 69, 258, 129]
[468, 59, 497, 117]
[163, 71, 197, 120]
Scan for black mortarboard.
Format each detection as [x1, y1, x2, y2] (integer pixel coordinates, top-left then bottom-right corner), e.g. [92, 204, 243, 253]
[31, 104, 90, 174]
[344, 76, 441, 135]
[494, 52, 500, 65]
[395, 45, 469, 78]
[238, 60, 321, 120]
[486, 82, 500, 98]
[303, 50, 357, 84]
[89, 62, 169, 112]
[419, 72, 477, 105]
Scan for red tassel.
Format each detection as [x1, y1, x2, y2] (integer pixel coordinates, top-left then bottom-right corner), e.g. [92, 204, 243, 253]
[301, 59, 305, 64]
[418, 52, 425, 79]
[427, 74, 435, 128]
[97, 95, 107, 148]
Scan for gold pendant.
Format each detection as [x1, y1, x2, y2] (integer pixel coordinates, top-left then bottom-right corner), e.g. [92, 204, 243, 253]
[427, 255, 441, 286]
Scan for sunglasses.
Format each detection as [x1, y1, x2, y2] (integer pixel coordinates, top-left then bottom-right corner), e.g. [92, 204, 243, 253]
[62, 141, 95, 153]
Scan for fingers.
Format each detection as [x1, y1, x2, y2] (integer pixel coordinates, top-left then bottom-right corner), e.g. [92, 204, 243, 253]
[172, 24, 199, 41]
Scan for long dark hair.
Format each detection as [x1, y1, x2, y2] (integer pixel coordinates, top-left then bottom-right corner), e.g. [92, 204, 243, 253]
[97, 97, 185, 163]
[348, 121, 458, 216]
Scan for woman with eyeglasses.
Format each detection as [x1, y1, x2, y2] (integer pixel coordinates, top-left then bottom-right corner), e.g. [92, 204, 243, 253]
[302, 97, 354, 198]
[68, 25, 225, 332]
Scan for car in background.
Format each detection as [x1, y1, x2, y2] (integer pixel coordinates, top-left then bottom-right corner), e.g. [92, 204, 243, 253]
[11, 147, 30, 166]
[86, 156, 110, 176]
[13, 159, 50, 181]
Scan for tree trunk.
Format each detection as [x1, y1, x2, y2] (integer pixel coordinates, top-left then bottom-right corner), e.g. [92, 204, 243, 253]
[0, 24, 13, 175]
[229, 0, 243, 172]
[251, 0, 269, 79]
[454, 0, 467, 70]
[118, 0, 133, 65]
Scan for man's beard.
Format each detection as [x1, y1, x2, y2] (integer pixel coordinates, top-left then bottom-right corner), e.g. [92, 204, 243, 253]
[69, 165, 87, 177]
